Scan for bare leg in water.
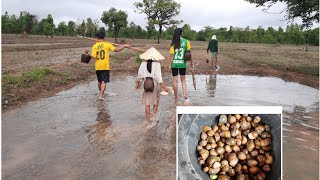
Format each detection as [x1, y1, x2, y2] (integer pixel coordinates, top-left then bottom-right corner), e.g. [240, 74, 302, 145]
[153, 100, 159, 120]
[180, 75, 188, 99]
[173, 76, 179, 100]
[98, 81, 106, 100]
[145, 105, 151, 125]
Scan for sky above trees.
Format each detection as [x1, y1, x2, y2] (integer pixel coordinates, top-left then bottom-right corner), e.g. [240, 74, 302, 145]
[1, 0, 308, 30]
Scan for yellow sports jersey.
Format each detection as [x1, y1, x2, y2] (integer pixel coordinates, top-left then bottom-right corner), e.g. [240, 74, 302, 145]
[91, 42, 115, 70]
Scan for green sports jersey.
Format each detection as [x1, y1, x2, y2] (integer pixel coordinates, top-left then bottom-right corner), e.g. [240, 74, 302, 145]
[170, 38, 191, 68]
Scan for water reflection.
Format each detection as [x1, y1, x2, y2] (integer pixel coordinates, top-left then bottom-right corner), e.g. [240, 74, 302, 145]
[206, 74, 217, 97]
[86, 101, 114, 148]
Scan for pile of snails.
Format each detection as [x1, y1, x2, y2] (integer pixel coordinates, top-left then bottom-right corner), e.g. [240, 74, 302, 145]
[197, 114, 273, 180]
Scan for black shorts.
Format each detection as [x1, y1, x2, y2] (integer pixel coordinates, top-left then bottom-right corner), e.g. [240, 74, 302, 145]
[172, 68, 186, 76]
[96, 70, 110, 83]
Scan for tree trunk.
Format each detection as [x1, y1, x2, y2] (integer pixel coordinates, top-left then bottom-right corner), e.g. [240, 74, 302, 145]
[157, 25, 162, 44]
[114, 29, 117, 43]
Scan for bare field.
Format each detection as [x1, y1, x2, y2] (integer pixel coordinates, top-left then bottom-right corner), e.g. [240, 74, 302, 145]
[1, 34, 319, 110]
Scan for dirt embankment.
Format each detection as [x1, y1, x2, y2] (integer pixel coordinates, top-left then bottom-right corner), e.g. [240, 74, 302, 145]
[2, 34, 319, 111]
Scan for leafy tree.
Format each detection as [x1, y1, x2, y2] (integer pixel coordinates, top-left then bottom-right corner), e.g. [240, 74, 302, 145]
[66, 21, 76, 36]
[2, 12, 19, 34]
[42, 14, 55, 37]
[86, 18, 96, 37]
[286, 24, 305, 45]
[76, 20, 86, 36]
[17, 11, 37, 34]
[146, 21, 157, 39]
[181, 24, 197, 41]
[57, 21, 67, 36]
[134, 0, 181, 43]
[244, 0, 319, 27]
[101, 7, 128, 42]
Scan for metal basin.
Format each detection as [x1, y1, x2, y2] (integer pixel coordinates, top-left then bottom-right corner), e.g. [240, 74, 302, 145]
[178, 114, 281, 180]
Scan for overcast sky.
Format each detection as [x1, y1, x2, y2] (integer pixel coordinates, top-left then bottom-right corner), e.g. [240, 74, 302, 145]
[2, 0, 302, 31]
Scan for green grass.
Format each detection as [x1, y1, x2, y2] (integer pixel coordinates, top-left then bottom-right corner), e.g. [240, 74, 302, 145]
[2, 67, 61, 89]
[135, 53, 142, 64]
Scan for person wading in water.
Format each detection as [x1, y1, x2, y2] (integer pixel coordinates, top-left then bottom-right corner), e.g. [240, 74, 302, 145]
[136, 47, 171, 128]
[169, 28, 193, 101]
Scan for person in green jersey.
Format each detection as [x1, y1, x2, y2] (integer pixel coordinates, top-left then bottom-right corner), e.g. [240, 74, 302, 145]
[207, 35, 219, 69]
[169, 28, 193, 100]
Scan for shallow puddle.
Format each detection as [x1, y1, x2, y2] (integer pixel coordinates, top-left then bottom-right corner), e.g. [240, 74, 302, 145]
[2, 74, 319, 179]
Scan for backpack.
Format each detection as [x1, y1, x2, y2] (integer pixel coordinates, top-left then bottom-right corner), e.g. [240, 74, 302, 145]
[144, 77, 154, 93]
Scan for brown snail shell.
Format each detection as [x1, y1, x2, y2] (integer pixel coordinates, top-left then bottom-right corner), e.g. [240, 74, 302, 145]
[207, 130, 215, 137]
[256, 172, 267, 180]
[226, 138, 236, 146]
[202, 125, 212, 132]
[228, 153, 239, 167]
[261, 132, 271, 138]
[247, 159, 258, 167]
[238, 152, 246, 160]
[217, 141, 225, 147]
[248, 166, 259, 174]
[260, 138, 271, 147]
[235, 139, 242, 146]
[208, 167, 221, 175]
[227, 168, 236, 177]
[231, 129, 241, 137]
[228, 115, 237, 124]
[221, 164, 230, 172]
[242, 165, 248, 173]
[242, 149, 249, 155]
[208, 136, 216, 143]
[235, 163, 242, 173]
[262, 164, 271, 172]
[200, 149, 209, 160]
[232, 122, 241, 129]
[210, 148, 219, 156]
[236, 174, 246, 180]
[256, 155, 267, 164]
[206, 144, 213, 150]
[246, 116, 252, 122]
[232, 145, 240, 153]
[218, 175, 231, 180]
[203, 166, 209, 173]
[248, 131, 258, 139]
[199, 139, 208, 147]
[253, 116, 261, 123]
[265, 154, 273, 164]
[217, 147, 225, 155]
[241, 136, 248, 145]
[235, 114, 241, 120]
[201, 132, 208, 140]
[250, 149, 259, 157]
[265, 125, 271, 132]
[246, 140, 255, 152]
[206, 155, 219, 166]
[242, 130, 250, 136]
[215, 133, 221, 142]
[220, 130, 231, 138]
[199, 159, 205, 165]
[225, 145, 232, 153]
[197, 145, 203, 151]
[255, 125, 265, 135]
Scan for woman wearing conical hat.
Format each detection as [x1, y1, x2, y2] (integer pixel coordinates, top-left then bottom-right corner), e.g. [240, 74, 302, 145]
[136, 47, 171, 128]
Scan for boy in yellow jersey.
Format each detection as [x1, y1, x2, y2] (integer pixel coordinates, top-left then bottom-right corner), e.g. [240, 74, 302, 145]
[85, 31, 130, 100]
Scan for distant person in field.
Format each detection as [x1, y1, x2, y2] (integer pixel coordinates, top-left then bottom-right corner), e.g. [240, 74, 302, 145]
[169, 28, 193, 101]
[207, 35, 219, 69]
[85, 31, 130, 100]
[136, 47, 171, 128]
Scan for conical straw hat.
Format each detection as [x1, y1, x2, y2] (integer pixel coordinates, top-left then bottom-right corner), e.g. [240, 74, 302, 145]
[139, 47, 165, 61]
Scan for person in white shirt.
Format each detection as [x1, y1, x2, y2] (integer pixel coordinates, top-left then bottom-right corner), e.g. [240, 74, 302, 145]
[136, 47, 171, 128]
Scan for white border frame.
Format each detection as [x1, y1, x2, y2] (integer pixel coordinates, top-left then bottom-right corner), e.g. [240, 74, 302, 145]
[176, 106, 283, 180]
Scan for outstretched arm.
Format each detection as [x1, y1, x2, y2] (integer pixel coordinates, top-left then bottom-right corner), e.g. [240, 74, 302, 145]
[114, 44, 130, 52]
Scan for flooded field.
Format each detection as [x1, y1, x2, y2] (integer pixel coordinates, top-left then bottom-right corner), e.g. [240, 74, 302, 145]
[2, 75, 319, 179]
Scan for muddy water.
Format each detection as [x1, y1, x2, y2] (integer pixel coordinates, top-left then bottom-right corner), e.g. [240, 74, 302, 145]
[2, 74, 319, 180]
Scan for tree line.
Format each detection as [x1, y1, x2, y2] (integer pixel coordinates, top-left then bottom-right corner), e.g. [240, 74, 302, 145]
[2, 8, 319, 46]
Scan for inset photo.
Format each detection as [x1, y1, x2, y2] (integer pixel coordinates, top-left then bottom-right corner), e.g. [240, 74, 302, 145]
[177, 106, 282, 180]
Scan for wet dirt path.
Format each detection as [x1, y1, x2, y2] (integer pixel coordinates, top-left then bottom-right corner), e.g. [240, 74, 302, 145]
[2, 74, 319, 180]
[2, 76, 176, 180]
